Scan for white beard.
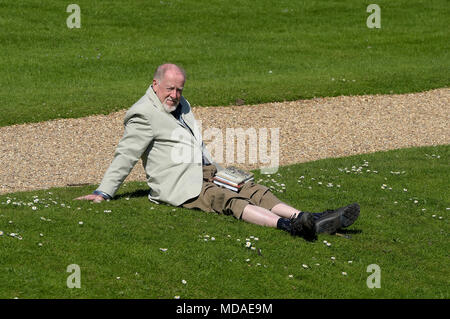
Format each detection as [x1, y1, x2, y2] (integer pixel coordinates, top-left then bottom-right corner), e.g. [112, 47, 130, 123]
[162, 99, 178, 113]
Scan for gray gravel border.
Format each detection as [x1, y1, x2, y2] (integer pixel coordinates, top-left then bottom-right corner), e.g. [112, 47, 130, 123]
[0, 88, 448, 195]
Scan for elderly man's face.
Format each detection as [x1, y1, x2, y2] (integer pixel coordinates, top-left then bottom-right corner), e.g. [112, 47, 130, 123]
[153, 69, 185, 113]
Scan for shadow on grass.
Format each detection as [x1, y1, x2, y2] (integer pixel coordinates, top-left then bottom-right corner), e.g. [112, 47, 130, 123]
[334, 229, 363, 239]
[115, 189, 149, 199]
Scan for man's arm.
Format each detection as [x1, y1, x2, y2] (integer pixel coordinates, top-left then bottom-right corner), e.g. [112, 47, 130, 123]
[75, 113, 153, 202]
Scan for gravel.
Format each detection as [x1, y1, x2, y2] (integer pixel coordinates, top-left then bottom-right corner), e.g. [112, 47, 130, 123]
[0, 88, 448, 195]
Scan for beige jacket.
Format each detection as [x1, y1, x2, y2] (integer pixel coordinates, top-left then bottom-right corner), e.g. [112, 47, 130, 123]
[97, 85, 214, 206]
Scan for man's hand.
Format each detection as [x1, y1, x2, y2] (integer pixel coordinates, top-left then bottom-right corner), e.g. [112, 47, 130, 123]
[74, 194, 105, 203]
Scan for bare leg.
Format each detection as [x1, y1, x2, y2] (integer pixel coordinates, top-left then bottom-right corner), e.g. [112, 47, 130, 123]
[241, 204, 280, 227]
[270, 202, 301, 219]
[241, 204, 318, 239]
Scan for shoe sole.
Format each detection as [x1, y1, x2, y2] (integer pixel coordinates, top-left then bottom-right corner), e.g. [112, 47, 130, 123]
[315, 203, 360, 234]
[341, 203, 360, 228]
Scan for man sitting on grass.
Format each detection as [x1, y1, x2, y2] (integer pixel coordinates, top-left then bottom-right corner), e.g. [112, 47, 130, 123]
[75, 63, 360, 240]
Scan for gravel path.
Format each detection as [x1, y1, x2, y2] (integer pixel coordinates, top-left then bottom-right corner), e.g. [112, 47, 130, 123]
[0, 88, 448, 195]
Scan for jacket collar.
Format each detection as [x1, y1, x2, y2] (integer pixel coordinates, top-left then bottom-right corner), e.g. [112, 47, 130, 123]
[145, 85, 165, 112]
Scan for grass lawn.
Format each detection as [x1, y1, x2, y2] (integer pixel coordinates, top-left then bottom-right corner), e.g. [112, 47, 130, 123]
[1, 145, 448, 299]
[1, 0, 449, 126]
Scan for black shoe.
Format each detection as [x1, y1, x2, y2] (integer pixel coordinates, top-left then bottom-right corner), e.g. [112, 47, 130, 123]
[289, 212, 316, 240]
[314, 203, 360, 234]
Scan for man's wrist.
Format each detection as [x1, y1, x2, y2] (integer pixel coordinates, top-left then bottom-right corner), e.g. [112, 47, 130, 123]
[93, 190, 112, 200]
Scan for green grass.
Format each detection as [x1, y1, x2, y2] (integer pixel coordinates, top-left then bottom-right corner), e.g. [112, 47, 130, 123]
[1, 0, 448, 299]
[1, 145, 448, 298]
[1, 0, 449, 127]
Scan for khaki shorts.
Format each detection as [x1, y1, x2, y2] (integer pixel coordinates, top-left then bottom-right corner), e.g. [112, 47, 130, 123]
[181, 165, 282, 219]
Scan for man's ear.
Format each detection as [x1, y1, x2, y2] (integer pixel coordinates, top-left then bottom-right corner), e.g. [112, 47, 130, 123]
[152, 79, 158, 87]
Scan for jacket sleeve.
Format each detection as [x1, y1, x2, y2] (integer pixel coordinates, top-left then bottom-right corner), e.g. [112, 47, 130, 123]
[96, 113, 153, 198]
